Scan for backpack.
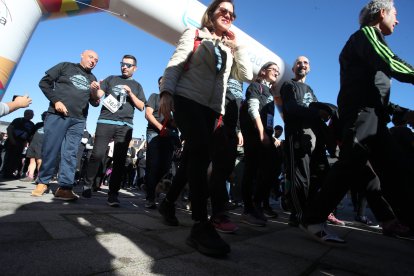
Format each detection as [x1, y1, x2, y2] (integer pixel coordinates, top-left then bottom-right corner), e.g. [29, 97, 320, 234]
[183, 29, 202, 71]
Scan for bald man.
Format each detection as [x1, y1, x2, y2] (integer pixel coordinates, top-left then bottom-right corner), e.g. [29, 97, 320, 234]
[31, 50, 101, 200]
[280, 56, 342, 229]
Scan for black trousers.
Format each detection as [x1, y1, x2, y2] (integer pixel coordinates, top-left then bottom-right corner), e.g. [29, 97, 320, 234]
[209, 123, 238, 216]
[83, 123, 132, 195]
[2, 139, 25, 177]
[285, 128, 316, 222]
[145, 133, 174, 201]
[240, 129, 276, 213]
[173, 95, 217, 222]
[305, 108, 411, 226]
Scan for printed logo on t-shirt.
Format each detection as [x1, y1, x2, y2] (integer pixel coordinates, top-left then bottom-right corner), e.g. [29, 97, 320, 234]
[70, 75, 91, 90]
[37, 127, 44, 135]
[113, 85, 125, 96]
[267, 95, 273, 104]
[303, 92, 314, 107]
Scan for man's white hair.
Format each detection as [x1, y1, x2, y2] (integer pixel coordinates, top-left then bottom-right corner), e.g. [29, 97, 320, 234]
[359, 0, 394, 27]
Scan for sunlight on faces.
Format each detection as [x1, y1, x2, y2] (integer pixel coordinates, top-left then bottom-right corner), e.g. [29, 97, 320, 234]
[293, 56, 310, 77]
[121, 58, 136, 78]
[265, 66, 280, 83]
[380, 7, 399, 35]
[80, 50, 99, 70]
[213, 2, 234, 35]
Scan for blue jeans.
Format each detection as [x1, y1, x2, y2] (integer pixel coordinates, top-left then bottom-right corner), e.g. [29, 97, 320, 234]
[38, 113, 85, 188]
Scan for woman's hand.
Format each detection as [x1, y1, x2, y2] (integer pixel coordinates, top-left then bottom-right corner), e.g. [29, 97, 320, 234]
[223, 30, 237, 51]
[159, 92, 174, 122]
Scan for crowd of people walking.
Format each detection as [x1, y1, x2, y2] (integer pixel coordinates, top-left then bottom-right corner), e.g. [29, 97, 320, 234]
[0, 0, 413, 258]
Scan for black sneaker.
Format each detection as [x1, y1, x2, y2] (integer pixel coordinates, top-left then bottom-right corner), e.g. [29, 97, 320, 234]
[92, 185, 102, 192]
[354, 215, 379, 227]
[107, 194, 120, 207]
[158, 199, 179, 226]
[263, 206, 279, 218]
[253, 206, 268, 222]
[186, 221, 230, 256]
[145, 200, 156, 209]
[82, 186, 92, 198]
[288, 213, 299, 227]
[280, 195, 291, 213]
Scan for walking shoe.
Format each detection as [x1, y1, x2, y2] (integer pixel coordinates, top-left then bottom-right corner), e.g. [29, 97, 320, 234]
[186, 221, 230, 256]
[31, 184, 49, 197]
[354, 215, 379, 227]
[263, 206, 279, 218]
[240, 211, 266, 227]
[107, 194, 120, 207]
[280, 195, 291, 213]
[81, 187, 92, 198]
[158, 199, 179, 226]
[20, 176, 34, 183]
[224, 201, 240, 211]
[144, 200, 156, 209]
[92, 185, 102, 192]
[288, 213, 299, 227]
[211, 214, 239, 233]
[327, 213, 345, 226]
[54, 187, 79, 201]
[253, 206, 268, 222]
[300, 222, 346, 245]
[382, 219, 414, 238]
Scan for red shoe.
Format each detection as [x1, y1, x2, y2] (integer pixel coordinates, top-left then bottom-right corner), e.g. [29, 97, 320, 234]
[327, 213, 345, 226]
[212, 214, 239, 233]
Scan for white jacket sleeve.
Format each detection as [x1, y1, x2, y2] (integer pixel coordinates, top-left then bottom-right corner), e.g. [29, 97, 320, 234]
[0, 102, 10, 117]
[231, 45, 253, 82]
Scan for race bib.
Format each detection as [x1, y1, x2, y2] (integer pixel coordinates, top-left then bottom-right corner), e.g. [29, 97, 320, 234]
[103, 94, 121, 113]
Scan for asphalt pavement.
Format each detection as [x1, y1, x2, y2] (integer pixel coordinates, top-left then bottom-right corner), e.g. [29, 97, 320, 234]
[0, 178, 413, 276]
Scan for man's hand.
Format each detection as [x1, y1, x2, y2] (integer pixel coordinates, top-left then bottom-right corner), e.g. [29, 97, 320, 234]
[123, 85, 132, 95]
[273, 137, 282, 148]
[54, 101, 68, 116]
[90, 81, 100, 92]
[13, 95, 32, 108]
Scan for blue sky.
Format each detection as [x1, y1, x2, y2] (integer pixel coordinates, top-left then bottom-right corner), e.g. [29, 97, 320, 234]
[4, 0, 414, 138]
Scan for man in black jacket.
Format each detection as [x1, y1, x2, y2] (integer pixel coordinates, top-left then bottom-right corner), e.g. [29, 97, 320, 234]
[31, 50, 100, 200]
[302, 0, 414, 244]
